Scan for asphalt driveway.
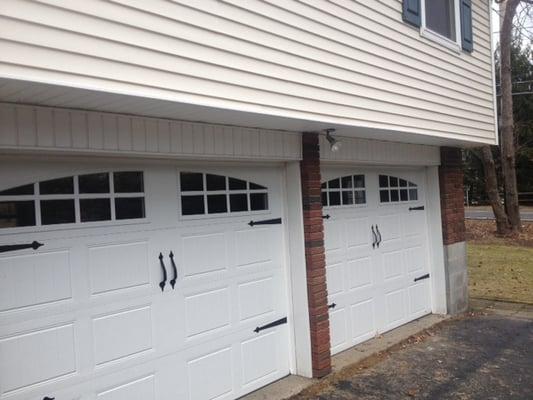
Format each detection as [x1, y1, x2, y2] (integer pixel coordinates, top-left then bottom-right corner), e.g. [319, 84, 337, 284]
[291, 304, 533, 400]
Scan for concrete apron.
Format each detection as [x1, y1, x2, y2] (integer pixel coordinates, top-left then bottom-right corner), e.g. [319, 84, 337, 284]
[241, 313, 449, 400]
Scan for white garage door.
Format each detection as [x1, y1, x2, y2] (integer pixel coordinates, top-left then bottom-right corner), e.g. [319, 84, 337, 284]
[0, 160, 290, 400]
[322, 167, 432, 355]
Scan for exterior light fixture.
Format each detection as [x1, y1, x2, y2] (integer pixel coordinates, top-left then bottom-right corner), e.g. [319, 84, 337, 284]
[325, 129, 341, 152]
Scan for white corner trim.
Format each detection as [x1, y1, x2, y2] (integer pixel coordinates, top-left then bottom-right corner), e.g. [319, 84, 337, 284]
[425, 166, 447, 314]
[284, 162, 313, 378]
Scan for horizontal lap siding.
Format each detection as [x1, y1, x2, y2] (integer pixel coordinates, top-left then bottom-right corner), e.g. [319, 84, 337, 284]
[0, 0, 496, 143]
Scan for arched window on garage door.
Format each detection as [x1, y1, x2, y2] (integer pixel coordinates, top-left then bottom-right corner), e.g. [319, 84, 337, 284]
[179, 172, 269, 216]
[0, 171, 145, 229]
[321, 174, 366, 207]
[378, 174, 418, 203]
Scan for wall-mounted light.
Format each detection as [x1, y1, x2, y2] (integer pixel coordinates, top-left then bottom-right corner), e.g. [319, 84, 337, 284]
[325, 129, 341, 152]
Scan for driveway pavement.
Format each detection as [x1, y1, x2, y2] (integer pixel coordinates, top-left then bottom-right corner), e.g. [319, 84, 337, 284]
[290, 303, 533, 400]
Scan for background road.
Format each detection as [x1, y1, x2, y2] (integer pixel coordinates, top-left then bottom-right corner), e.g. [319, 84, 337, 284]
[465, 207, 533, 221]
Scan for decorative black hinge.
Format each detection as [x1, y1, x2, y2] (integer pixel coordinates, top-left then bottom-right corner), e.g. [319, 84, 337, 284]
[414, 273, 430, 282]
[248, 217, 282, 227]
[409, 206, 425, 211]
[254, 317, 287, 333]
[0, 241, 43, 254]
[322, 214, 330, 219]
[328, 303, 336, 309]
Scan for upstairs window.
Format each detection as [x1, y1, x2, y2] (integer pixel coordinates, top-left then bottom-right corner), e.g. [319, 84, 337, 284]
[402, 0, 473, 52]
[379, 175, 418, 204]
[179, 172, 268, 216]
[426, 0, 456, 40]
[322, 175, 366, 208]
[0, 172, 145, 229]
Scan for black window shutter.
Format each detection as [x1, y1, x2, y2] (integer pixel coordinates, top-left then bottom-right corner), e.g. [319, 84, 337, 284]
[460, 0, 474, 52]
[403, 0, 421, 27]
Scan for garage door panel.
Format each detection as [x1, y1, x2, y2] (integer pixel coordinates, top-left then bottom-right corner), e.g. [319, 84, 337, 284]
[329, 308, 348, 351]
[234, 227, 272, 268]
[408, 282, 431, 317]
[405, 246, 425, 274]
[350, 299, 376, 343]
[237, 276, 276, 322]
[384, 289, 407, 330]
[324, 220, 342, 252]
[376, 213, 402, 245]
[348, 257, 373, 290]
[187, 346, 233, 400]
[181, 231, 228, 277]
[184, 287, 231, 339]
[241, 331, 278, 386]
[403, 212, 425, 237]
[0, 322, 77, 396]
[0, 249, 72, 313]
[88, 240, 151, 296]
[345, 217, 371, 249]
[326, 263, 344, 295]
[92, 305, 153, 367]
[96, 374, 155, 400]
[382, 250, 405, 281]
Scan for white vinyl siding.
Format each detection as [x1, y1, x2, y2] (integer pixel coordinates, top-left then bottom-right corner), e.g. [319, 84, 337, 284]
[0, 0, 496, 144]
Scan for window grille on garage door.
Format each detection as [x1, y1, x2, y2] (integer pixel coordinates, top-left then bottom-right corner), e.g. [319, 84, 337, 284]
[321, 174, 366, 207]
[0, 171, 145, 229]
[379, 175, 418, 203]
[179, 172, 269, 216]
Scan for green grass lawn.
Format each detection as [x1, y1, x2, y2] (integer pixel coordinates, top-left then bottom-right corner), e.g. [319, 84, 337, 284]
[468, 244, 533, 304]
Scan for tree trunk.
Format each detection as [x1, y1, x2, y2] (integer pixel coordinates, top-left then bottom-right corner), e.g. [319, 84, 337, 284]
[500, 0, 522, 232]
[480, 146, 511, 234]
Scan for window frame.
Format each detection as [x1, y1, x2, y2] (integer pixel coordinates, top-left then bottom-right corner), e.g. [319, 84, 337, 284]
[321, 174, 367, 210]
[378, 174, 419, 205]
[420, 0, 462, 52]
[0, 170, 147, 232]
[178, 171, 270, 220]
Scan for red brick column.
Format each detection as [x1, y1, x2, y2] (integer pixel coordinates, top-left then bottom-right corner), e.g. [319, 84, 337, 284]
[439, 147, 465, 245]
[300, 132, 331, 378]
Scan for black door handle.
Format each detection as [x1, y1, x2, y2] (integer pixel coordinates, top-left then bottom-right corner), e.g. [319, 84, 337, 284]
[158, 253, 167, 292]
[0, 241, 43, 253]
[328, 303, 336, 309]
[371, 225, 377, 249]
[43, 397, 55, 400]
[169, 251, 178, 289]
[375, 225, 382, 248]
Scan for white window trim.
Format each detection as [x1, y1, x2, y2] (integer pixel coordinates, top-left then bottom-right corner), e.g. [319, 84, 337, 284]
[420, 0, 462, 53]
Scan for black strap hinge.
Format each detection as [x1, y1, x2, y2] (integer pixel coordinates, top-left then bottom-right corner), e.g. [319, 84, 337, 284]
[254, 317, 287, 333]
[328, 303, 336, 309]
[322, 214, 330, 219]
[248, 217, 282, 227]
[409, 206, 425, 211]
[0, 241, 43, 254]
[414, 273, 430, 282]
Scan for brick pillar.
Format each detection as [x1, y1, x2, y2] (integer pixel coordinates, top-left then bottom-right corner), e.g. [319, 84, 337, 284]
[300, 132, 331, 378]
[439, 147, 468, 314]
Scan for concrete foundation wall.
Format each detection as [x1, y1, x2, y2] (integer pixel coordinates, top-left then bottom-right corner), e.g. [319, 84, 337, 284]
[444, 241, 469, 314]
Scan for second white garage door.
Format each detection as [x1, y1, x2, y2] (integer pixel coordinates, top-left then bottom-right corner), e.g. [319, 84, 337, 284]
[322, 167, 432, 355]
[0, 160, 291, 400]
